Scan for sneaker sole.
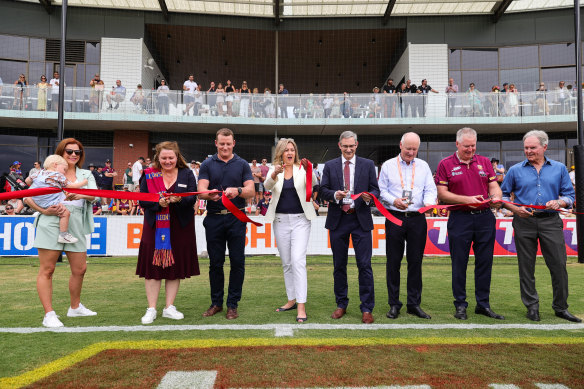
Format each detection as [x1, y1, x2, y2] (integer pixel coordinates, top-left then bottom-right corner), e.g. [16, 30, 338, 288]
[162, 313, 184, 320]
[67, 312, 97, 317]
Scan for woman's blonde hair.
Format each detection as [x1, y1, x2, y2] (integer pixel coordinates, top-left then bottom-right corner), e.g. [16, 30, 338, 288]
[152, 141, 189, 170]
[43, 154, 68, 169]
[273, 138, 300, 166]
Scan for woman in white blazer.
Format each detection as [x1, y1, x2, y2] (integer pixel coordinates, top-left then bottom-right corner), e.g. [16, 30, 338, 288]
[264, 138, 317, 323]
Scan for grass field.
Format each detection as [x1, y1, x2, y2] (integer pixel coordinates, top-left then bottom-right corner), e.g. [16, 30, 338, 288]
[1, 255, 583, 387]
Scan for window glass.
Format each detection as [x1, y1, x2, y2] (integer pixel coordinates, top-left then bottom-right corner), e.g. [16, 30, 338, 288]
[540, 43, 576, 67]
[461, 70, 498, 92]
[0, 59, 27, 88]
[83, 147, 113, 168]
[449, 49, 461, 70]
[0, 35, 29, 60]
[499, 45, 538, 69]
[461, 48, 498, 70]
[448, 71, 462, 89]
[76, 64, 86, 87]
[0, 146, 36, 177]
[501, 150, 527, 170]
[541, 67, 576, 88]
[30, 38, 45, 61]
[29, 62, 45, 83]
[86, 42, 100, 64]
[476, 142, 500, 151]
[500, 68, 539, 91]
[427, 151, 455, 172]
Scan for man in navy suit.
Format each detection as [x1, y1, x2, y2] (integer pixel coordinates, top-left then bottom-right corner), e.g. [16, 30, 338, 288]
[320, 130, 380, 323]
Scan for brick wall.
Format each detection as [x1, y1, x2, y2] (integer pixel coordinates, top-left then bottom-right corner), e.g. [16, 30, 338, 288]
[113, 130, 150, 185]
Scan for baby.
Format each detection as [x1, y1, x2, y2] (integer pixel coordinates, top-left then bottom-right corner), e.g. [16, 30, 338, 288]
[27, 155, 88, 244]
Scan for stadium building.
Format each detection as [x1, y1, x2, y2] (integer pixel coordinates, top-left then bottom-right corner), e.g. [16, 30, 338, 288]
[0, 0, 581, 182]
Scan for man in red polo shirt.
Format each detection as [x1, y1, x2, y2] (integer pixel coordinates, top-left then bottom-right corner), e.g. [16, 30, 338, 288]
[435, 127, 504, 321]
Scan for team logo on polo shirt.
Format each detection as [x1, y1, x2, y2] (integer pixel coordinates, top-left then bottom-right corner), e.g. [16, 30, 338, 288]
[477, 165, 483, 170]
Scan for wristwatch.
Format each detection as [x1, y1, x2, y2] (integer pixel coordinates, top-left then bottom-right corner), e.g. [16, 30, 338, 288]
[237, 187, 242, 195]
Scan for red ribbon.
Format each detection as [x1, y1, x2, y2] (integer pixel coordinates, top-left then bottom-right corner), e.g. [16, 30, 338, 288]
[304, 159, 313, 202]
[2, 187, 263, 225]
[351, 192, 402, 227]
[221, 192, 262, 226]
[417, 199, 574, 214]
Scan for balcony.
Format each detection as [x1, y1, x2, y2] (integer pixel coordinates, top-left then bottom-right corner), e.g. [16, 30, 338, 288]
[0, 85, 577, 135]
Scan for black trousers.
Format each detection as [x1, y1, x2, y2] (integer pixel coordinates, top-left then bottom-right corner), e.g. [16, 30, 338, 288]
[385, 212, 427, 309]
[203, 213, 246, 309]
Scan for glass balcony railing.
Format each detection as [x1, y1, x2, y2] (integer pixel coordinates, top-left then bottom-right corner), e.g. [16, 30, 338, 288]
[0, 85, 578, 119]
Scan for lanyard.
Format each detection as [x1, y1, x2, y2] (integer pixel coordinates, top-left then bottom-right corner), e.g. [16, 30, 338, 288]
[397, 157, 415, 191]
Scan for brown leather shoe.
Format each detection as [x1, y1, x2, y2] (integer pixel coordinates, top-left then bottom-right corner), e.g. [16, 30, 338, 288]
[362, 312, 374, 324]
[331, 307, 346, 319]
[202, 305, 223, 317]
[226, 307, 239, 320]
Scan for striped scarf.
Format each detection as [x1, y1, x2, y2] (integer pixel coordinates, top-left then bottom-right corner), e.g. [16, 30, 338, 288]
[144, 168, 174, 268]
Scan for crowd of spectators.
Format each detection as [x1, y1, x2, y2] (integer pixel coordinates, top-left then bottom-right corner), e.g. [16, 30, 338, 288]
[2, 70, 577, 119]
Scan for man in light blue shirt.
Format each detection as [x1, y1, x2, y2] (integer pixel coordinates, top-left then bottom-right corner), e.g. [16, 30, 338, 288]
[378, 132, 437, 320]
[106, 79, 127, 110]
[501, 130, 579, 322]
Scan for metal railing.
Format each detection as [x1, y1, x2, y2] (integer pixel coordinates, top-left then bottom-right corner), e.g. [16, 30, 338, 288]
[0, 85, 578, 119]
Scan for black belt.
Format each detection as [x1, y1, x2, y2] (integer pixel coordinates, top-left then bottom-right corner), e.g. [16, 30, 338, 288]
[344, 208, 356, 214]
[453, 208, 490, 215]
[209, 208, 246, 215]
[390, 210, 422, 218]
[532, 212, 556, 218]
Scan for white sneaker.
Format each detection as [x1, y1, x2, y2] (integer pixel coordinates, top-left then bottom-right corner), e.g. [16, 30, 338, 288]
[58, 232, 79, 244]
[162, 305, 184, 320]
[43, 311, 64, 328]
[67, 303, 97, 317]
[141, 307, 157, 324]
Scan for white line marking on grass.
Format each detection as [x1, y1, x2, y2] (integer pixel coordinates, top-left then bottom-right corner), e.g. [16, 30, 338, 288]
[490, 385, 521, 389]
[535, 384, 571, 389]
[157, 370, 217, 389]
[274, 325, 294, 337]
[1, 323, 583, 334]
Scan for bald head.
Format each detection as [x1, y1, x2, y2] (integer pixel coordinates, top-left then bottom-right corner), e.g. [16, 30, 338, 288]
[400, 132, 421, 163]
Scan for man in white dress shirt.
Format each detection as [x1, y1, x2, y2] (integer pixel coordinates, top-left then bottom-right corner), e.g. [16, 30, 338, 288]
[378, 132, 437, 320]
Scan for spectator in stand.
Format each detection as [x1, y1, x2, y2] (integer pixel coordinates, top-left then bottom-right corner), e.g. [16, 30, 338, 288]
[405, 80, 418, 117]
[92, 198, 102, 215]
[130, 84, 147, 113]
[146, 157, 152, 168]
[322, 93, 333, 118]
[194, 84, 204, 116]
[499, 82, 509, 115]
[262, 88, 275, 118]
[7, 198, 24, 214]
[101, 159, 116, 206]
[259, 158, 270, 196]
[123, 162, 133, 188]
[215, 82, 225, 116]
[29, 161, 41, 179]
[418, 79, 439, 117]
[106, 80, 126, 110]
[569, 165, 575, 187]
[255, 191, 271, 216]
[535, 82, 550, 115]
[116, 187, 134, 215]
[2, 204, 16, 216]
[49, 72, 61, 111]
[466, 83, 483, 116]
[445, 78, 459, 117]
[505, 83, 519, 117]
[555, 81, 569, 114]
[397, 82, 408, 117]
[37, 75, 49, 111]
[225, 79, 235, 116]
[183, 74, 197, 116]
[486, 85, 501, 117]
[8, 161, 26, 191]
[382, 78, 397, 118]
[250, 159, 262, 205]
[368, 87, 381, 118]
[207, 81, 217, 114]
[131, 185, 143, 216]
[89, 74, 104, 113]
[156, 79, 170, 115]
[13, 74, 28, 110]
[239, 81, 251, 117]
[252, 87, 261, 117]
[190, 160, 200, 183]
[491, 158, 505, 184]
[341, 92, 352, 118]
[278, 83, 289, 118]
[132, 157, 145, 189]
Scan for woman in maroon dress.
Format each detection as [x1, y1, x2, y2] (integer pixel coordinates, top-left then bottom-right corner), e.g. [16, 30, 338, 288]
[137, 141, 199, 324]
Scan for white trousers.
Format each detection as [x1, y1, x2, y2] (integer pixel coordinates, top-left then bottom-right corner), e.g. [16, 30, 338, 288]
[273, 213, 311, 303]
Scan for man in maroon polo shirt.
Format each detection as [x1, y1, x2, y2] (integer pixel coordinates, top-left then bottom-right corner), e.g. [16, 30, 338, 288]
[435, 127, 504, 321]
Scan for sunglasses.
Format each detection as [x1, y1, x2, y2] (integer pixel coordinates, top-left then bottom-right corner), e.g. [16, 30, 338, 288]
[5, 207, 13, 210]
[65, 149, 82, 156]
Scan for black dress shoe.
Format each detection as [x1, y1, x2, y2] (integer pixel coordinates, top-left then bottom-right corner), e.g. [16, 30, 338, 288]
[454, 306, 467, 320]
[555, 310, 582, 323]
[475, 306, 505, 320]
[386, 306, 400, 319]
[407, 305, 431, 319]
[526, 308, 540, 322]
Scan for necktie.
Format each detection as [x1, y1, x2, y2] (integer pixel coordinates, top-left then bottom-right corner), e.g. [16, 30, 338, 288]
[342, 160, 351, 212]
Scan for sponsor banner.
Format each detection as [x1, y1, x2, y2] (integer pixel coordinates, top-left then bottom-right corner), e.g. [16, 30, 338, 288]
[0, 216, 107, 256]
[0, 216, 578, 256]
